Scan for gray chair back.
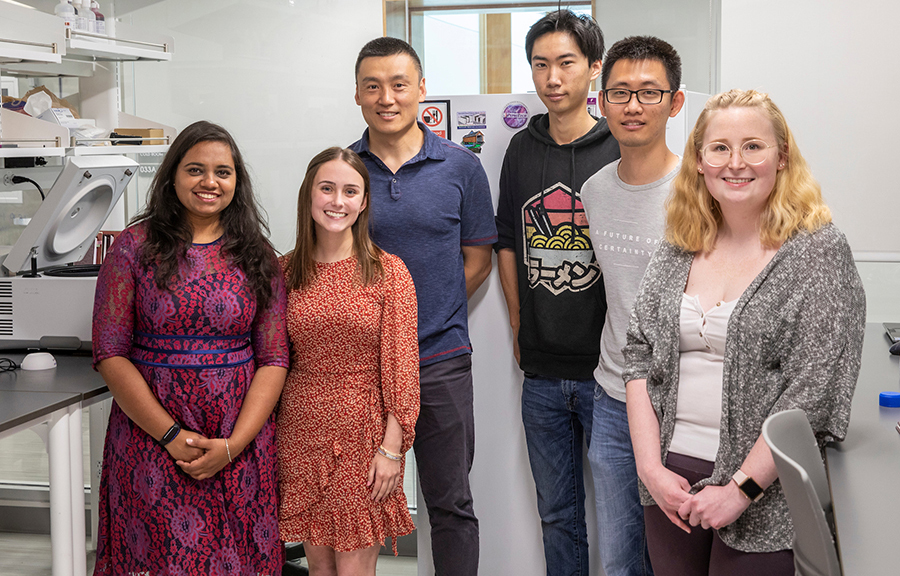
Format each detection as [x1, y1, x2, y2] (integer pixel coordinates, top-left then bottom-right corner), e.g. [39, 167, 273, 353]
[761, 408, 842, 576]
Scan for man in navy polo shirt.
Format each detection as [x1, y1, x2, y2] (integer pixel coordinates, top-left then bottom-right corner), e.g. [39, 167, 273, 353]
[350, 37, 496, 576]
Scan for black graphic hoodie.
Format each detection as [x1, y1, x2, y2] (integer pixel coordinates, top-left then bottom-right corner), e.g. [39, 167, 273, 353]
[495, 113, 620, 379]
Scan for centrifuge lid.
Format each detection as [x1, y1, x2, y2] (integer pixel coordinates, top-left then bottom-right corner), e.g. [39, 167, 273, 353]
[3, 155, 138, 274]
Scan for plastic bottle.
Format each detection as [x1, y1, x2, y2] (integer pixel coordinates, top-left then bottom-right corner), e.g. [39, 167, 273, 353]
[90, 0, 106, 36]
[72, 0, 95, 33]
[79, 0, 97, 33]
[70, 0, 84, 31]
[53, 0, 76, 30]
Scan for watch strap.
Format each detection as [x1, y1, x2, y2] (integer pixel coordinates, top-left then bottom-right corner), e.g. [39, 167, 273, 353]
[157, 423, 181, 447]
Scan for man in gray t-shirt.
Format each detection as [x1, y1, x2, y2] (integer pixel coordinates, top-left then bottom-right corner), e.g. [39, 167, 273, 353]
[580, 36, 685, 575]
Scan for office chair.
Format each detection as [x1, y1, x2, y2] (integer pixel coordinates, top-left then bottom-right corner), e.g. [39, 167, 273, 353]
[761, 409, 842, 576]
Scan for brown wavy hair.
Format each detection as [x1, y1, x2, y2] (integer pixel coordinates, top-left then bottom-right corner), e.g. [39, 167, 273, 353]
[284, 147, 383, 290]
[131, 120, 278, 311]
[666, 89, 831, 252]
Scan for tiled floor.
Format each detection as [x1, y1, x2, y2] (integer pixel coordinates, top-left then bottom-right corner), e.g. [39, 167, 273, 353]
[0, 533, 417, 575]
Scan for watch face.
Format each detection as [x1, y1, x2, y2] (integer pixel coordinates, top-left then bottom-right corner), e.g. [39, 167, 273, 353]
[740, 478, 765, 501]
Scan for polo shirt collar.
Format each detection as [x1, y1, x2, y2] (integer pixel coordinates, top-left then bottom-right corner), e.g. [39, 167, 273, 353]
[357, 122, 447, 167]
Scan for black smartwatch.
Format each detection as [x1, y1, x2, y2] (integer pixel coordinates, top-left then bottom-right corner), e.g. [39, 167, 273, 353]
[732, 469, 765, 502]
[157, 423, 181, 447]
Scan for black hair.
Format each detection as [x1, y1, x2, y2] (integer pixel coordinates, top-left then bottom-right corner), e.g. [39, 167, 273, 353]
[525, 9, 605, 64]
[601, 35, 682, 91]
[131, 120, 278, 311]
[355, 37, 423, 80]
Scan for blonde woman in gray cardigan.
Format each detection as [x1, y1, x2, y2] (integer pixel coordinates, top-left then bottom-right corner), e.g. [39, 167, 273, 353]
[623, 89, 865, 576]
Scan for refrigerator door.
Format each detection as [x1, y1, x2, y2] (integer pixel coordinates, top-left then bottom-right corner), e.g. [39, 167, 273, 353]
[415, 90, 707, 576]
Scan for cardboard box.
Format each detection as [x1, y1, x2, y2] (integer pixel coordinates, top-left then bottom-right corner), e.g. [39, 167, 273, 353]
[113, 128, 166, 146]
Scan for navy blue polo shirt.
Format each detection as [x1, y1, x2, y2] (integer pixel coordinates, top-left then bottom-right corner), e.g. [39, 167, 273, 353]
[351, 123, 497, 366]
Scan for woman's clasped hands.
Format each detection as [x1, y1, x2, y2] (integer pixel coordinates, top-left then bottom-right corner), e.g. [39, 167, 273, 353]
[643, 463, 750, 533]
[164, 431, 236, 480]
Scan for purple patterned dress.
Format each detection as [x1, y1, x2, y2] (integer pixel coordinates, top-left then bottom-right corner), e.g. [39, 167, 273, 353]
[91, 223, 288, 575]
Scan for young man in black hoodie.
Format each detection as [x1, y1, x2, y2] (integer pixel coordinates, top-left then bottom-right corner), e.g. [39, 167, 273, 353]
[495, 10, 620, 576]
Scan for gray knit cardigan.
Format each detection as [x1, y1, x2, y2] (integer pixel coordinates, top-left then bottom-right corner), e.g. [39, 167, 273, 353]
[623, 222, 866, 553]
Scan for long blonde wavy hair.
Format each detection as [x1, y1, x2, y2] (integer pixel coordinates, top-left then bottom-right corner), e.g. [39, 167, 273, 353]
[666, 89, 831, 252]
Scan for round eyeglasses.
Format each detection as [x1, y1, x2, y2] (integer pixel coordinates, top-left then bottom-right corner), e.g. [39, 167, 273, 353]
[602, 88, 674, 105]
[700, 140, 778, 167]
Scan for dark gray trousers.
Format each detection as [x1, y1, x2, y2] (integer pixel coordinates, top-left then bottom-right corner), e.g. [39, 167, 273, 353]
[414, 353, 479, 576]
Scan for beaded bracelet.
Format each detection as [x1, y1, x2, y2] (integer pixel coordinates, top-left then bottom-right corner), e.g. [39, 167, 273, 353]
[377, 445, 402, 461]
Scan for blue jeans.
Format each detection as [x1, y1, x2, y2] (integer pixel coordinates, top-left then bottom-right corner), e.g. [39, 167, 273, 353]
[588, 387, 653, 576]
[521, 374, 595, 576]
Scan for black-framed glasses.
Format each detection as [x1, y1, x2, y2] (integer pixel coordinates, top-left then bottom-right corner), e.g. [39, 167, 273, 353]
[602, 88, 674, 105]
[700, 140, 778, 167]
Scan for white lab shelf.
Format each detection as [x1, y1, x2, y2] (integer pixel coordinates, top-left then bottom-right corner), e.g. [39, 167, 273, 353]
[0, 4, 173, 72]
[70, 144, 169, 156]
[0, 108, 67, 158]
[65, 22, 173, 63]
[1, 58, 95, 78]
[0, 4, 64, 65]
[0, 146, 66, 158]
[1, 4, 175, 159]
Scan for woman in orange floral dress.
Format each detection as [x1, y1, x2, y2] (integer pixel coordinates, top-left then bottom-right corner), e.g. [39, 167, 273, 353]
[277, 147, 419, 575]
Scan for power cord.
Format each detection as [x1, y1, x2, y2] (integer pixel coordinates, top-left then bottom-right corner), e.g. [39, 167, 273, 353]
[10, 175, 45, 200]
[43, 265, 101, 277]
[0, 358, 19, 372]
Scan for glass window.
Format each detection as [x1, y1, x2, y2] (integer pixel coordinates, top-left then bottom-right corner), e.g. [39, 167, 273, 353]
[391, 2, 717, 95]
[422, 13, 480, 95]
[510, 9, 591, 93]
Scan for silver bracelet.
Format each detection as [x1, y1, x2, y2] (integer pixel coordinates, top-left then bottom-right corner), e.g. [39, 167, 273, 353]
[225, 438, 233, 463]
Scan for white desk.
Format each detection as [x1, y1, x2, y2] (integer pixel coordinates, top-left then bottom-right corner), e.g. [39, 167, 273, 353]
[0, 355, 109, 576]
[825, 323, 900, 574]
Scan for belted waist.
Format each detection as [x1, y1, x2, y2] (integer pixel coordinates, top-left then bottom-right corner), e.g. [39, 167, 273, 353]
[130, 330, 254, 369]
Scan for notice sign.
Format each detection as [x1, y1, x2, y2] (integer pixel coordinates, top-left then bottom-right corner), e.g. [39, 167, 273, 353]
[419, 100, 450, 139]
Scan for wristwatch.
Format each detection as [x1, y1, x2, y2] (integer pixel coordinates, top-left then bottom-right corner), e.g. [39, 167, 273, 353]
[732, 469, 765, 502]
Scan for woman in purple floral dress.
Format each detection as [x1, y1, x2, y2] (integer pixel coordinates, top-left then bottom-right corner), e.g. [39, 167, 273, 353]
[91, 121, 289, 575]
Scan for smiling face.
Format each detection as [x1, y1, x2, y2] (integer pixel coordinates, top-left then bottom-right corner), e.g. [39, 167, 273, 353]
[174, 140, 236, 233]
[310, 159, 367, 240]
[599, 58, 684, 149]
[698, 106, 784, 215]
[355, 53, 426, 141]
[530, 31, 600, 117]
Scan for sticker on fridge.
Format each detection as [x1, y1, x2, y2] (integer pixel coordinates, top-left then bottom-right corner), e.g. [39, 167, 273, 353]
[461, 130, 484, 154]
[419, 100, 450, 139]
[502, 101, 529, 130]
[457, 111, 487, 130]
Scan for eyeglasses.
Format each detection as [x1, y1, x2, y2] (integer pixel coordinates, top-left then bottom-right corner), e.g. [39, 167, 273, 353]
[602, 88, 674, 105]
[700, 140, 778, 167]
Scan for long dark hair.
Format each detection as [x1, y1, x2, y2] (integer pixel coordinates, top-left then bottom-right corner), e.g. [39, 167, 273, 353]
[131, 120, 278, 310]
[285, 147, 383, 290]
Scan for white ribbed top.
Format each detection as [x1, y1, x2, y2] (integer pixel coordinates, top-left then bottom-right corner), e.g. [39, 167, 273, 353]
[668, 293, 737, 461]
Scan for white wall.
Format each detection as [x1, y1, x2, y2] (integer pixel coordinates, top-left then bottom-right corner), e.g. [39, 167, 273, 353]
[720, 0, 900, 319]
[121, 0, 379, 253]
[594, 0, 718, 95]
[720, 0, 900, 256]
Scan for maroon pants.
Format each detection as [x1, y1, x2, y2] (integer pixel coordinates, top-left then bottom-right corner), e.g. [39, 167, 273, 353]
[644, 452, 794, 576]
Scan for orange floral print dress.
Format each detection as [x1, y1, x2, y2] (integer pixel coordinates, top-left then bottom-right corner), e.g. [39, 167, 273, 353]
[277, 253, 419, 553]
